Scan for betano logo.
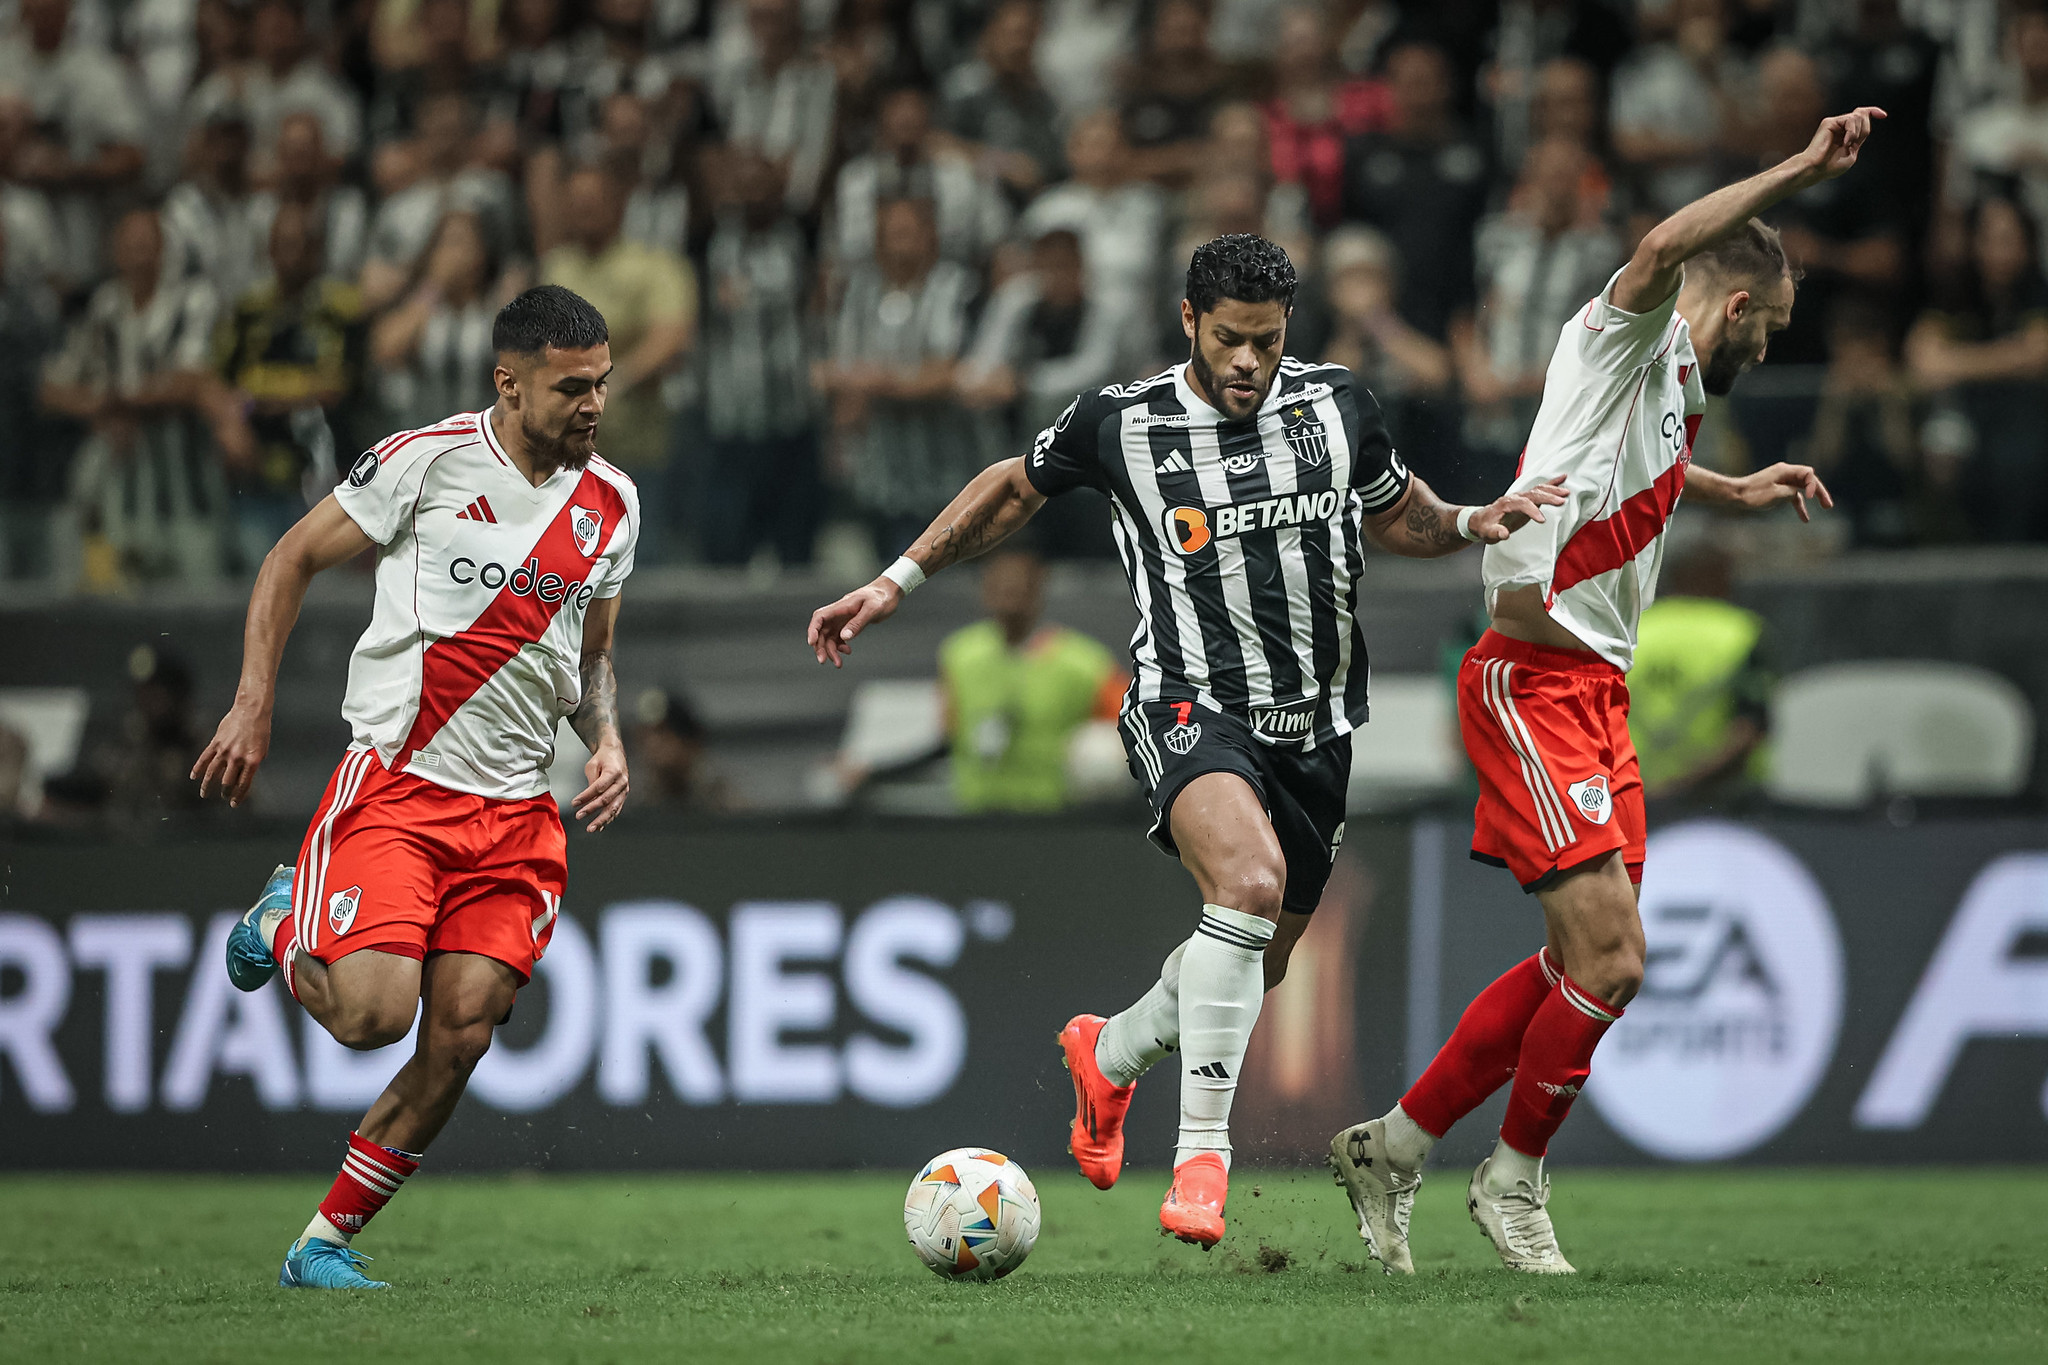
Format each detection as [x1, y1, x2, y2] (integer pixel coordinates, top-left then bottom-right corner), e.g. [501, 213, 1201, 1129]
[1163, 489, 1345, 554]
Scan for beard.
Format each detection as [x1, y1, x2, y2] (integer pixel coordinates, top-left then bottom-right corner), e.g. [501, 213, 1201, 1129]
[1189, 347, 1268, 421]
[521, 410, 598, 472]
[1700, 341, 1750, 397]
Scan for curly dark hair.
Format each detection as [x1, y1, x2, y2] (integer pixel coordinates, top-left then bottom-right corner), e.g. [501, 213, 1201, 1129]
[1185, 233, 1298, 319]
[493, 284, 609, 357]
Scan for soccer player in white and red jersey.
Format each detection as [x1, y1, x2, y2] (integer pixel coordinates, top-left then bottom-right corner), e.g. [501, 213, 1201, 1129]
[1329, 107, 1885, 1274]
[189, 285, 639, 1290]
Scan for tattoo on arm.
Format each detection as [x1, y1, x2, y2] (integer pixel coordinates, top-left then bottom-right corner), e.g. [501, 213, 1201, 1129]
[1403, 492, 1465, 551]
[923, 498, 1008, 574]
[570, 648, 620, 751]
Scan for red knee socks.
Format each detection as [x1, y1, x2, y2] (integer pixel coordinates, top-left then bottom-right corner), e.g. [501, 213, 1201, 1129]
[1399, 948, 1561, 1138]
[1499, 975, 1621, 1157]
[310, 1131, 420, 1243]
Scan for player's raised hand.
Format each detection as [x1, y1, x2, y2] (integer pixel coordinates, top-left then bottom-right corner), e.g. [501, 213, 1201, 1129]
[190, 700, 271, 807]
[1802, 107, 1886, 182]
[1468, 475, 1569, 543]
[574, 738, 630, 833]
[807, 580, 903, 668]
[1736, 462, 1835, 522]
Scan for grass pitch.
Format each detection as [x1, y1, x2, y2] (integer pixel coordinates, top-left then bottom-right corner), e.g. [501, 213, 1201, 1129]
[2, 1168, 2044, 1364]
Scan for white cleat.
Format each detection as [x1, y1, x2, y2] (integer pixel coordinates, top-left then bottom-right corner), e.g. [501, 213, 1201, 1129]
[1467, 1158, 1576, 1274]
[1327, 1119, 1419, 1275]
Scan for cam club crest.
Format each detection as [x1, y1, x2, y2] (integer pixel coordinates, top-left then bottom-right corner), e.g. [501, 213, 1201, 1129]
[570, 504, 603, 557]
[1164, 721, 1202, 755]
[1281, 399, 1329, 468]
[328, 884, 362, 936]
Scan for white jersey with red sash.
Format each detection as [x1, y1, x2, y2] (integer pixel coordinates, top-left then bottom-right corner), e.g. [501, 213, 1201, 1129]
[331, 408, 639, 799]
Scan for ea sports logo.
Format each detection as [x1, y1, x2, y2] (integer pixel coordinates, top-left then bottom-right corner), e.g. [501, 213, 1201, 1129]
[1585, 823, 1844, 1160]
[1567, 773, 1612, 826]
[328, 885, 362, 937]
[1165, 507, 1210, 555]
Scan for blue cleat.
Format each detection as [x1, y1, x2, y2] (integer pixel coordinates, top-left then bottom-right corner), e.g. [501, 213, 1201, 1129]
[226, 865, 295, 993]
[278, 1237, 390, 1290]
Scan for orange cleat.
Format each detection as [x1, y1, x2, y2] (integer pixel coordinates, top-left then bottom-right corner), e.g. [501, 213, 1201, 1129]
[1159, 1153, 1228, 1248]
[1057, 1014, 1136, 1190]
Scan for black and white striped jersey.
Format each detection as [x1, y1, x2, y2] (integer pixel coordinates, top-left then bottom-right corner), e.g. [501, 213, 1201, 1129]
[1024, 357, 1410, 749]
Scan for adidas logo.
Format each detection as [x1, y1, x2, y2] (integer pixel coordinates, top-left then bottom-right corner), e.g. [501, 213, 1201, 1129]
[1535, 1080, 1580, 1099]
[1154, 452, 1192, 474]
[1188, 1061, 1231, 1079]
[455, 495, 498, 523]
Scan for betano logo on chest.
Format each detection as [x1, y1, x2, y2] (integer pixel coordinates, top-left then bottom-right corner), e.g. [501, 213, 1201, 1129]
[1164, 488, 1345, 555]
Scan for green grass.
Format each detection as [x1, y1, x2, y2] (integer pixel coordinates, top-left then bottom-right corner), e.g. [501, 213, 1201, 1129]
[2, 1168, 2045, 1364]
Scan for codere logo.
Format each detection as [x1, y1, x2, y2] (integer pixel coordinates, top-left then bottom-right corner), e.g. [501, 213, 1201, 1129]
[1163, 489, 1346, 555]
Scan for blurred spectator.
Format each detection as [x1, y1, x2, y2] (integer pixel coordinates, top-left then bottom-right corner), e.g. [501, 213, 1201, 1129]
[42, 646, 206, 828]
[362, 92, 517, 310]
[630, 687, 734, 811]
[370, 209, 517, 431]
[250, 111, 371, 283]
[1907, 195, 2048, 543]
[211, 201, 364, 569]
[497, 0, 574, 150]
[939, 548, 1124, 813]
[1318, 225, 1453, 413]
[1949, 6, 2048, 249]
[1455, 137, 1620, 458]
[1822, 0, 1938, 247]
[0, 0, 148, 281]
[1529, 53, 1608, 154]
[1340, 40, 1489, 341]
[818, 196, 975, 558]
[831, 83, 1008, 266]
[1627, 544, 1771, 805]
[187, 0, 361, 170]
[1484, 0, 1630, 172]
[939, 0, 1064, 206]
[698, 147, 820, 566]
[0, 93, 66, 296]
[823, 0, 929, 145]
[539, 166, 696, 493]
[592, 93, 693, 253]
[165, 111, 269, 311]
[0, 218, 62, 579]
[1119, 0, 1231, 188]
[557, 0, 681, 152]
[1802, 297, 1930, 548]
[1037, 0, 1138, 122]
[1609, 0, 1744, 216]
[41, 208, 223, 587]
[1754, 45, 1904, 365]
[1263, 3, 1392, 229]
[367, 0, 506, 152]
[129, 0, 248, 117]
[1021, 109, 1166, 325]
[712, 0, 837, 216]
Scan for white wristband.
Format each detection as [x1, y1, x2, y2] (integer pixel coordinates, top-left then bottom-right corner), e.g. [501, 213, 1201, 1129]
[882, 555, 927, 595]
[1455, 506, 1481, 542]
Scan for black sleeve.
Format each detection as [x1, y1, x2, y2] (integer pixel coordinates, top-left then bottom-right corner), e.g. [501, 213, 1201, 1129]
[1337, 371, 1410, 515]
[1024, 389, 1112, 497]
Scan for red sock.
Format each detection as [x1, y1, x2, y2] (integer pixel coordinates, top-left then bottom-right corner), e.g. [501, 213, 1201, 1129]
[1399, 948, 1560, 1137]
[314, 1132, 420, 1241]
[1499, 975, 1622, 1157]
[271, 911, 302, 1002]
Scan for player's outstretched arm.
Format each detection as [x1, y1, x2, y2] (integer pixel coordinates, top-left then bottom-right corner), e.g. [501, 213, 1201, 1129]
[807, 457, 1046, 667]
[1613, 106, 1886, 312]
[191, 495, 375, 806]
[1685, 463, 1835, 522]
[1364, 473, 1569, 559]
[570, 594, 629, 833]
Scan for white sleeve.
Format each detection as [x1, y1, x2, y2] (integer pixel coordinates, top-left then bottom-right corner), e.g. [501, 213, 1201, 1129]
[594, 481, 640, 597]
[333, 440, 437, 547]
[1570, 267, 1680, 373]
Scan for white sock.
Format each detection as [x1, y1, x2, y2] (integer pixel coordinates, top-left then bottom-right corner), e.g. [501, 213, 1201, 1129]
[1484, 1136, 1544, 1193]
[302, 1212, 352, 1246]
[1381, 1103, 1437, 1171]
[1095, 942, 1186, 1087]
[1174, 905, 1275, 1171]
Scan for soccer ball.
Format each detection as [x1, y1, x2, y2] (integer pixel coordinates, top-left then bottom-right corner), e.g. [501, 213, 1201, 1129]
[903, 1148, 1041, 1280]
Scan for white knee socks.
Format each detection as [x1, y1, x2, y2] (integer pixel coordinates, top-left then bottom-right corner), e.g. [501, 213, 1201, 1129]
[1095, 942, 1187, 1087]
[1174, 905, 1275, 1170]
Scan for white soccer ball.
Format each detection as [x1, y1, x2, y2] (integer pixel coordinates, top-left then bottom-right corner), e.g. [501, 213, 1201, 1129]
[903, 1147, 1041, 1280]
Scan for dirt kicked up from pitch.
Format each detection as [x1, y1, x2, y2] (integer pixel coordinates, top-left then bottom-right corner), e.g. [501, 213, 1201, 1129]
[3, 1168, 2043, 1364]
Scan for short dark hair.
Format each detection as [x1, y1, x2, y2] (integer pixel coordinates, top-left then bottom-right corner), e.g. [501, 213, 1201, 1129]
[1185, 233, 1298, 319]
[492, 285, 608, 357]
[1694, 218, 1798, 290]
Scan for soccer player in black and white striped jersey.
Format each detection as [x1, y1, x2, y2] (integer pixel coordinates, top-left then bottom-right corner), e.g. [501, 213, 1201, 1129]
[808, 235, 1566, 1248]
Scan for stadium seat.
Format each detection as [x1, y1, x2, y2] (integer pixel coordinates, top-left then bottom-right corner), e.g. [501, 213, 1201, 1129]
[1347, 674, 1465, 812]
[1767, 662, 2035, 807]
[0, 687, 91, 818]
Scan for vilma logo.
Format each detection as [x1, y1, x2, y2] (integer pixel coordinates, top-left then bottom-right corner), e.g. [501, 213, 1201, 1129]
[347, 450, 379, 488]
[1586, 823, 1844, 1161]
[1281, 401, 1328, 467]
[1163, 701, 1202, 755]
[1567, 773, 1613, 826]
[570, 505, 603, 558]
[328, 885, 362, 937]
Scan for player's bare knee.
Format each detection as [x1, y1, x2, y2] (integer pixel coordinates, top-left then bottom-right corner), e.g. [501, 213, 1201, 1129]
[1580, 945, 1643, 1009]
[1214, 860, 1284, 922]
[437, 1020, 497, 1077]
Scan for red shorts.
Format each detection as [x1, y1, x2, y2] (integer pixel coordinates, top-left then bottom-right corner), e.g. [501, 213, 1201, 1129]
[1457, 631, 1645, 891]
[292, 749, 565, 982]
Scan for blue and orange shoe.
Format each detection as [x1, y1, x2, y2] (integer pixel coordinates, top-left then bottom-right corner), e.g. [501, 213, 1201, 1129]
[226, 865, 294, 993]
[278, 1237, 389, 1290]
[1160, 1153, 1229, 1248]
[1057, 1014, 1136, 1190]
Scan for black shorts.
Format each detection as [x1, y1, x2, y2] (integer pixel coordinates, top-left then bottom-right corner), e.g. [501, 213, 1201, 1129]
[1119, 700, 1351, 915]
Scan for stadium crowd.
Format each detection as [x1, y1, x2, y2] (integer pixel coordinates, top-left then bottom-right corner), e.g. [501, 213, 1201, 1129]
[0, 0, 2044, 589]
